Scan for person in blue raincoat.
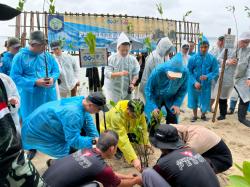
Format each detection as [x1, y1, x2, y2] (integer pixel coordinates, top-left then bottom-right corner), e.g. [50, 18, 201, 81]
[21, 92, 109, 158]
[144, 53, 188, 124]
[0, 37, 21, 75]
[10, 31, 60, 120]
[187, 37, 219, 122]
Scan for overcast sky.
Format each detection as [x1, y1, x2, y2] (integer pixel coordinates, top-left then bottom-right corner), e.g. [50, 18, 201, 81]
[0, 0, 249, 38]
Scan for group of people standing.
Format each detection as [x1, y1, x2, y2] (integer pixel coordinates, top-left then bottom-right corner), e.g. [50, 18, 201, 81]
[103, 31, 249, 127]
[0, 3, 249, 186]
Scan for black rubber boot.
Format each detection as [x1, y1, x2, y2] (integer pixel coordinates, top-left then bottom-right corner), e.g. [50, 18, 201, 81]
[238, 103, 250, 127]
[217, 99, 227, 121]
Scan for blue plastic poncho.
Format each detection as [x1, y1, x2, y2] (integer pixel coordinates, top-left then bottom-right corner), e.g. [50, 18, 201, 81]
[0, 51, 14, 75]
[189, 51, 196, 56]
[187, 37, 219, 113]
[21, 96, 99, 158]
[144, 53, 188, 120]
[10, 48, 60, 120]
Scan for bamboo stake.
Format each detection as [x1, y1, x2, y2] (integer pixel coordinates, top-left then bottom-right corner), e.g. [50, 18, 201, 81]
[212, 28, 231, 122]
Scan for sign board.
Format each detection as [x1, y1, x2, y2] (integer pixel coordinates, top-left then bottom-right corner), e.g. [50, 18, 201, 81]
[224, 34, 236, 49]
[79, 47, 108, 68]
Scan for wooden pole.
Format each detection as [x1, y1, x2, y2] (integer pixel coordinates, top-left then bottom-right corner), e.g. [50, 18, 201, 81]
[212, 28, 231, 123]
[179, 21, 182, 50]
[36, 11, 41, 30]
[15, 14, 21, 38]
[21, 12, 27, 47]
[30, 12, 34, 32]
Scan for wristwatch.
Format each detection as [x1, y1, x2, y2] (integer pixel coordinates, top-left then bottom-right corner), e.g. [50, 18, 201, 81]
[92, 138, 97, 145]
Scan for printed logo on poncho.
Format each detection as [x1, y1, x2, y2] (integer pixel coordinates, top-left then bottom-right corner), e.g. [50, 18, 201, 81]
[176, 153, 206, 171]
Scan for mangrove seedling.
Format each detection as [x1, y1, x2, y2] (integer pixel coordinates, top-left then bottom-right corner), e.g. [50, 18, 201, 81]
[17, 0, 25, 11]
[84, 32, 96, 57]
[183, 10, 192, 22]
[226, 5, 239, 57]
[226, 161, 250, 187]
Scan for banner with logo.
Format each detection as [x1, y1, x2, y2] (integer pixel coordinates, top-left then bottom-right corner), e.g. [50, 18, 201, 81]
[48, 14, 176, 51]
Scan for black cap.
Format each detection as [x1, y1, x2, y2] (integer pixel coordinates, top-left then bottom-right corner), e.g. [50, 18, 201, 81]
[0, 4, 21, 21]
[87, 92, 109, 112]
[218, 36, 225, 41]
[150, 124, 184, 150]
[29, 31, 47, 45]
[7, 37, 21, 48]
[50, 41, 61, 50]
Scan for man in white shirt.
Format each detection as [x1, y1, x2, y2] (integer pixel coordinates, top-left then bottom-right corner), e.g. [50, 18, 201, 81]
[51, 41, 80, 98]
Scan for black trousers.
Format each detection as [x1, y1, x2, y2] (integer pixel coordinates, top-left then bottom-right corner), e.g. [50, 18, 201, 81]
[219, 99, 228, 116]
[86, 67, 101, 91]
[161, 103, 178, 124]
[239, 97, 250, 107]
[202, 140, 233, 173]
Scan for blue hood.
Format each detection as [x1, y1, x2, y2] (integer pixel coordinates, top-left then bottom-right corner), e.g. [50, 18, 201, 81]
[198, 35, 210, 55]
[159, 53, 185, 73]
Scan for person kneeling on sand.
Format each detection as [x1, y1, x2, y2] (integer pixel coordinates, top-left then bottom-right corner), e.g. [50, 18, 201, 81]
[43, 130, 142, 187]
[141, 125, 220, 187]
[171, 124, 232, 173]
[100, 99, 151, 172]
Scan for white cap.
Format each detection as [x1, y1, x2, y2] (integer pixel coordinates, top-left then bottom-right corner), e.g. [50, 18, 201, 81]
[117, 32, 130, 49]
[181, 40, 189, 48]
[239, 31, 250, 41]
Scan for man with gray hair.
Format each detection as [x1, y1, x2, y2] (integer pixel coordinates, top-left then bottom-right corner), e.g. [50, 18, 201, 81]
[43, 130, 142, 187]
